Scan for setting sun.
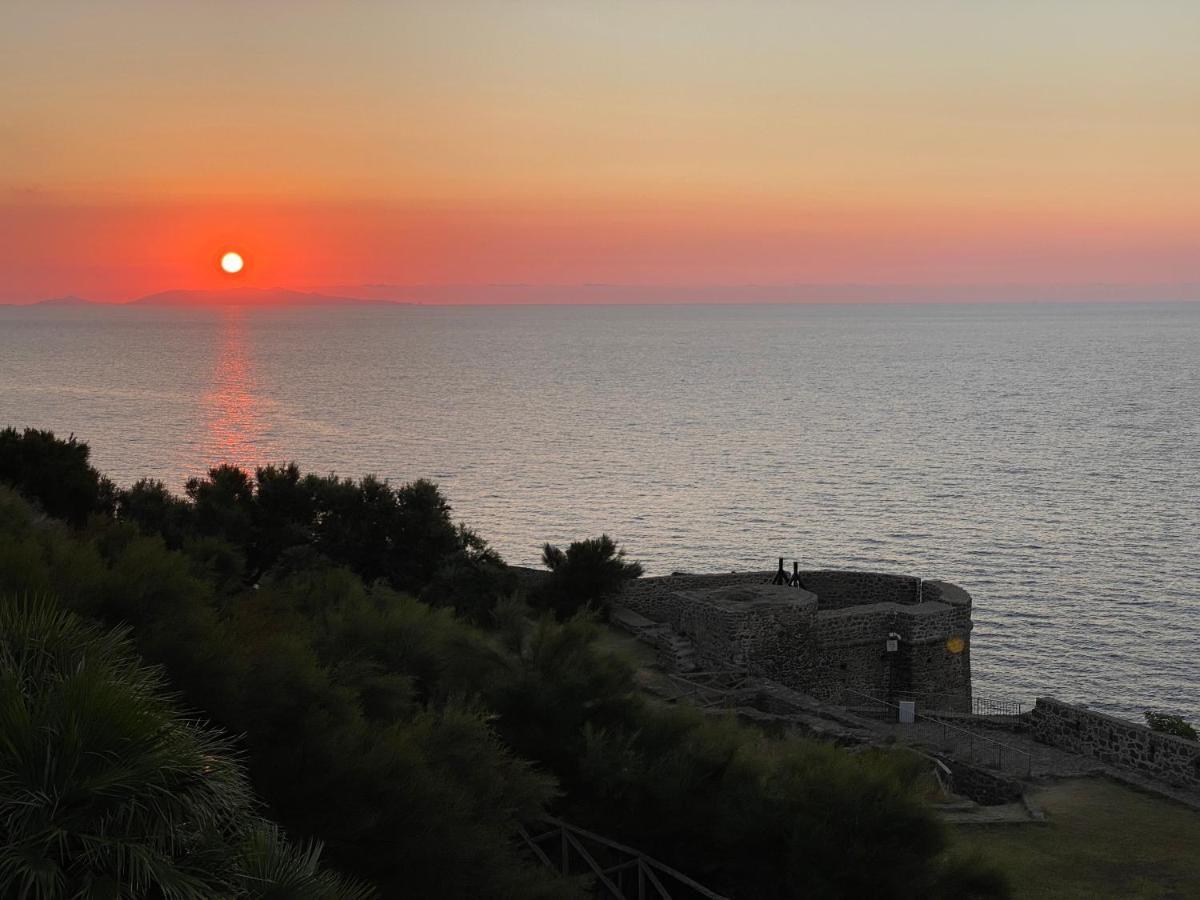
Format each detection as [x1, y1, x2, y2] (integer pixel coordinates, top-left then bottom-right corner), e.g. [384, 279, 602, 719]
[220, 251, 244, 274]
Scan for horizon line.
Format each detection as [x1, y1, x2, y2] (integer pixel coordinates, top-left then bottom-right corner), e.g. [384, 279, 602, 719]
[5, 281, 1200, 308]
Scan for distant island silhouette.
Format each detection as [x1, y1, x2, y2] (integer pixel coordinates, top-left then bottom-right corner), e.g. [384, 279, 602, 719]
[16, 289, 406, 308]
[129, 288, 400, 308]
[6, 283, 1200, 307]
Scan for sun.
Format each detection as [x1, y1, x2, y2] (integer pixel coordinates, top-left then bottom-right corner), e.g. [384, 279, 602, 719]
[220, 251, 244, 274]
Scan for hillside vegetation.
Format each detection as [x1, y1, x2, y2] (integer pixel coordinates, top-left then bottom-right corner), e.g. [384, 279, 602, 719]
[0, 426, 1008, 899]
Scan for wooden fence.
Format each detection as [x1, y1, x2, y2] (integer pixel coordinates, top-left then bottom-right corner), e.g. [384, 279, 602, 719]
[518, 817, 730, 900]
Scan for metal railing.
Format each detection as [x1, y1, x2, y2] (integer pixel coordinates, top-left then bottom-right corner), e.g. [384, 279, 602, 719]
[971, 696, 1025, 718]
[842, 688, 1033, 777]
[888, 690, 1027, 718]
[889, 689, 967, 712]
[518, 817, 730, 900]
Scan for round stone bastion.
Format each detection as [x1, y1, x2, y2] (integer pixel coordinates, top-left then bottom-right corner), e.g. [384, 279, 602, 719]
[616, 569, 973, 711]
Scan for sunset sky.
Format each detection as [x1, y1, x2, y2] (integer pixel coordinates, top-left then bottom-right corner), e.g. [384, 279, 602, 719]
[2, 1, 1198, 303]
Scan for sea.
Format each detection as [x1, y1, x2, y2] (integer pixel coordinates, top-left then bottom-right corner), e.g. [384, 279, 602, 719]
[2, 300, 1197, 722]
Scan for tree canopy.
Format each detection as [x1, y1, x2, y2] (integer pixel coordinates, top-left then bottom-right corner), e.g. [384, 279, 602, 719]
[0, 428, 1009, 899]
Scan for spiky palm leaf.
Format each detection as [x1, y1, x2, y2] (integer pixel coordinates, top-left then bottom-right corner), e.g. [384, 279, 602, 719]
[0, 596, 249, 899]
[233, 824, 375, 900]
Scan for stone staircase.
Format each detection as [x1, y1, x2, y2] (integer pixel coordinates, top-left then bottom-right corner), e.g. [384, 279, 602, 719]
[653, 628, 697, 672]
[610, 605, 698, 672]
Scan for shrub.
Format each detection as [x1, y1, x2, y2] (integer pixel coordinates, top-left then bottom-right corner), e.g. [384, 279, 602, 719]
[421, 549, 517, 624]
[0, 595, 368, 900]
[0, 488, 575, 898]
[572, 705, 1007, 899]
[535, 534, 643, 619]
[1145, 711, 1198, 741]
[487, 612, 641, 780]
[116, 477, 195, 548]
[0, 427, 113, 525]
[0, 440, 1010, 898]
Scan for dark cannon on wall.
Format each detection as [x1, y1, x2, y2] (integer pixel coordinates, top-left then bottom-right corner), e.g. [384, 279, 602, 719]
[769, 558, 807, 589]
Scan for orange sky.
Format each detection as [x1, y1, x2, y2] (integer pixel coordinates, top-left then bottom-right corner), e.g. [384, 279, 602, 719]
[2, 1, 1198, 302]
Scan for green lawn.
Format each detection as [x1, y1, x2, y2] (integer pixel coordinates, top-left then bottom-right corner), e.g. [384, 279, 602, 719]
[955, 777, 1200, 899]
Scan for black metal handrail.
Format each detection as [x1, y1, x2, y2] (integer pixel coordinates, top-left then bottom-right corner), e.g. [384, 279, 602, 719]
[842, 688, 1033, 776]
[889, 690, 1027, 718]
[971, 696, 1025, 718]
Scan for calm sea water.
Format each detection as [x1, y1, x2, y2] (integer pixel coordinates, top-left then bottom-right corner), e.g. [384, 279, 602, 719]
[2, 301, 1198, 721]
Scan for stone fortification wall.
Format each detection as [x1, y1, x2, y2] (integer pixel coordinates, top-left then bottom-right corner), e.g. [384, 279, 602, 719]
[921, 580, 971, 608]
[621, 570, 945, 617]
[811, 600, 971, 708]
[620, 572, 768, 621]
[794, 570, 922, 609]
[814, 600, 963, 647]
[1032, 698, 1200, 789]
[618, 569, 973, 710]
[669, 584, 818, 683]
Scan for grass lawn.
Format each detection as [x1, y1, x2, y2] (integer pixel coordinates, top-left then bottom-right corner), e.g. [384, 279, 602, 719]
[954, 777, 1200, 899]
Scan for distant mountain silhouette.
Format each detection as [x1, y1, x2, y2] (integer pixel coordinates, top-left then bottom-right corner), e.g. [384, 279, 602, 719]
[129, 289, 400, 308]
[316, 282, 1200, 305]
[8, 283, 1199, 308]
[33, 295, 95, 306]
[4, 289, 405, 308]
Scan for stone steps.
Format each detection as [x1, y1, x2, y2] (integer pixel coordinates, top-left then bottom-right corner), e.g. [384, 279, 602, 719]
[653, 627, 698, 673]
[609, 605, 659, 634]
[609, 605, 699, 673]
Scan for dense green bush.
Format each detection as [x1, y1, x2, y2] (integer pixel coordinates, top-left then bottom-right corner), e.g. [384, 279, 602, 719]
[535, 534, 643, 619]
[485, 610, 1001, 899]
[0, 430, 1009, 898]
[1145, 711, 1198, 741]
[0, 596, 369, 900]
[576, 712, 958, 899]
[487, 613, 643, 782]
[116, 477, 196, 548]
[419, 544, 517, 625]
[165, 462, 508, 605]
[0, 487, 573, 899]
[0, 426, 113, 525]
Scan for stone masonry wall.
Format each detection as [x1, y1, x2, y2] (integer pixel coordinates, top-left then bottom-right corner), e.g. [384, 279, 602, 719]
[937, 756, 1024, 806]
[670, 584, 818, 684]
[620, 572, 768, 621]
[807, 602, 971, 708]
[618, 570, 972, 710]
[898, 635, 972, 710]
[792, 570, 922, 609]
[621, 570, 939, 617]
[1032, 697, 1200, 789]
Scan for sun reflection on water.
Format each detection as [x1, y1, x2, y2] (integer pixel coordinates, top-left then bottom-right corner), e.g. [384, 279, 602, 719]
[201, 308, 274, 473]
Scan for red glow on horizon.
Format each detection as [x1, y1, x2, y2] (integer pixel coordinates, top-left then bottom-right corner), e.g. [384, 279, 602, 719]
[1, 199, 1197, 306]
